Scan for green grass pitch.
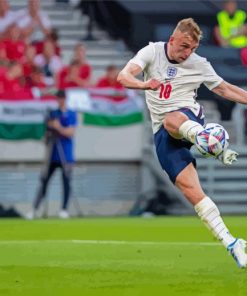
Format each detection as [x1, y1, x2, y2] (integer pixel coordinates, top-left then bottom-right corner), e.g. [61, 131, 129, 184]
[0, 216, 246, 296]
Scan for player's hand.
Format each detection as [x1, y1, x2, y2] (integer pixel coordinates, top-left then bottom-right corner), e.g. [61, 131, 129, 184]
[144, 79, 161, 90]
[218, 148, 238, 165]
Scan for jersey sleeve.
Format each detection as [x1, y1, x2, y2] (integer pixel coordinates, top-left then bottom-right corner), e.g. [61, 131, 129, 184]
[69, 111, 77, 127]
[202, 60, 223, 90]
[128, 43, 155, 70]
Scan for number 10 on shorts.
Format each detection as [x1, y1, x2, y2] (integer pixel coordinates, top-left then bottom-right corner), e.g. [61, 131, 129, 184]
[159, 82, 172, 99]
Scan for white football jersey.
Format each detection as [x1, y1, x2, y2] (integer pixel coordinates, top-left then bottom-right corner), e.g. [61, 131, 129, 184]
[129, 42, 223, 133]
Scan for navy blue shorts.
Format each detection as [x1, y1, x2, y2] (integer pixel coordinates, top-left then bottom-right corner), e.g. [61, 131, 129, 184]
[154, 108, 204, 184]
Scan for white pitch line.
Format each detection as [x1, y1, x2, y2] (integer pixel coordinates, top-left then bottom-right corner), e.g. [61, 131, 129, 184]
[0, 240, 221, 246]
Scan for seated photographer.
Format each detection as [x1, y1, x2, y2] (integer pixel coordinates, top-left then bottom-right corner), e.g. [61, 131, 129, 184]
[26, 89, 77, 219]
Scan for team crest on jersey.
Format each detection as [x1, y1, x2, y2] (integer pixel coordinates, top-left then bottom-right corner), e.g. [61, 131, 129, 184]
[167, 66, 177, 78]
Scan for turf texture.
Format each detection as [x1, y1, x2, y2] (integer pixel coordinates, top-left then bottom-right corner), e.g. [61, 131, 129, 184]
[0, 216, 246, 296]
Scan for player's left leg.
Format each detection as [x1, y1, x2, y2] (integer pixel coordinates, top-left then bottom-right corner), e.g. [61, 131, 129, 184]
[175, 163, 247, 268]
[163, 110, 203, 142]
[163, 110, 238, 165]
[163, 110, 206, 143]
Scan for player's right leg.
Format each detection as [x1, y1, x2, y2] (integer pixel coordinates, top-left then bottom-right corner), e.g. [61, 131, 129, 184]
[175, 163, 247, 268]
[154, 121, 247, 268]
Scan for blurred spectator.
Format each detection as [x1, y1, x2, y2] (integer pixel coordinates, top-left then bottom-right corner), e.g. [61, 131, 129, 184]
[34, 39, 63, 86]
[2, 24, 26, 61]
[57, 43, 91, 89]
[27, 66, 47, 89]
[73, 43, 91, 83]
[0, 0, 17, 38]
[215, 0, 247, 48]
[0, 43, 8, 68]
[17, 0, 51, 42]
[21, 44, 37, 85]
[0, 61, 23, 94]
[34, 29, 61, 56]
[96, 65, 124, 89]
[241, 47, 247, 66]
[57, 60, 89, 89]
[27, 89, 77, 219]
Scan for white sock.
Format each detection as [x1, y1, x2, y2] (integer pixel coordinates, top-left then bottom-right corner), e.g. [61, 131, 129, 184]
[194, 196, 236, 248]
[179, 120, 204, 143]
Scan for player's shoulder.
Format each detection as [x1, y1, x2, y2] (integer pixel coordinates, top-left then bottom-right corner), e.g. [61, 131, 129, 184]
[150, 41, 165, 45]
[186, 52, 209, 66]
[135, 41, 164, 59]
[189, 52, 207, 62]
[148, 41, 165, 49]
[143, 41, 165, 57]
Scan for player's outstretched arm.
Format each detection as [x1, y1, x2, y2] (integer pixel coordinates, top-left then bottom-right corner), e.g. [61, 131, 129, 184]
[212, 81, 247, 104]
[117, 62, 161, 90]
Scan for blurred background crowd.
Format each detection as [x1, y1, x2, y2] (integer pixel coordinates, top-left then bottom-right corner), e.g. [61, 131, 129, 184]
[0, 0, 247, 115]
[0, 0, 125, 97]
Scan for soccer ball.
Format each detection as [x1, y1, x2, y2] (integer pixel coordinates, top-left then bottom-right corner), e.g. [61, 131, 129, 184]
[195, 123, 229, 157]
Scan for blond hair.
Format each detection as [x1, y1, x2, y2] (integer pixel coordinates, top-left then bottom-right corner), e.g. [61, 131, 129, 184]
[174, 18, 203, 42]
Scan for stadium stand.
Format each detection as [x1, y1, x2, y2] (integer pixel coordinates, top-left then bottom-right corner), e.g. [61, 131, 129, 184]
[9, 0, 132, 82]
